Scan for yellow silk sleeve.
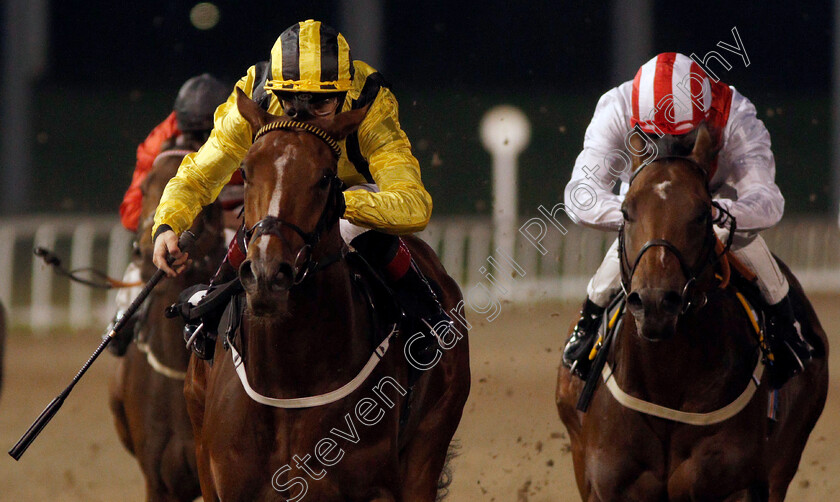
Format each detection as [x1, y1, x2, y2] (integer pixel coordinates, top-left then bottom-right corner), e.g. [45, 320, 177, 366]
[152, 66, 259, 236]
[341, 87, 432, 234]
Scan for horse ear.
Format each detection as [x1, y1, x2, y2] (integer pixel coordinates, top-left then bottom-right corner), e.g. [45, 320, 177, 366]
[323, 104, 371, 141]
[235, 87, 272, 135]
[690, 122, 716, 167]
[627, 130, 648, 172]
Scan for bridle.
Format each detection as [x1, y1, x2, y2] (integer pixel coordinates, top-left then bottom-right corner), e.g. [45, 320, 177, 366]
[618, 156, 736, 313]
[242, 120, 346, 287]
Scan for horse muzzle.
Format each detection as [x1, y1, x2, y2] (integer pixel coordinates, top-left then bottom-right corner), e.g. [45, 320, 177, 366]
[239, 258, 294, 314]
[626, 288, 681, 341]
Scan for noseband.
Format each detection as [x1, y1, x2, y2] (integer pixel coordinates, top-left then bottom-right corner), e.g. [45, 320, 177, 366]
[618, 157, 736, 313]
[243, 121, 346, 286]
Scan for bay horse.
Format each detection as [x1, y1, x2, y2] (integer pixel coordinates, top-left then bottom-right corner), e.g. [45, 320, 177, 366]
[556, 126, 828, 501]
[109, 139, 227, 501]
[184, 88, 470, 501]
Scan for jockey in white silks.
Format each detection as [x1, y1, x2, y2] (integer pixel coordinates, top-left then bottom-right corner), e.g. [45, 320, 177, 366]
[561, 52, 812, 388]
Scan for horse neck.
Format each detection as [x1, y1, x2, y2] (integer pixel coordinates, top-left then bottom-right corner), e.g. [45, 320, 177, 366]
[243, 231, 372, 396]
[613, 288, 756, 407]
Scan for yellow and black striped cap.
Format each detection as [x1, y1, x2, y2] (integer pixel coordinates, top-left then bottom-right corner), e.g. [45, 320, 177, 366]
[266, 20, 354, 93]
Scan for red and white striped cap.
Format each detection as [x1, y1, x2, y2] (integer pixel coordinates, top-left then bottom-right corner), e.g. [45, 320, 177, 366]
[631, 53, 712, 136]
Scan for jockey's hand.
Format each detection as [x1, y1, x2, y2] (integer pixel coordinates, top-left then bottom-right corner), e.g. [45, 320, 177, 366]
[153, 229, 189, 277]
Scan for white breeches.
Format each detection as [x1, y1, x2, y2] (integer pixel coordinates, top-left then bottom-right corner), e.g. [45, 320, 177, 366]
[587, 227, 789, 307]
[115, 261, 143, 312]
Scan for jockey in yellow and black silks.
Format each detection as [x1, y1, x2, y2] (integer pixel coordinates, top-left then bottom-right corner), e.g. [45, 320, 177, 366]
[152, 20, 449, 361]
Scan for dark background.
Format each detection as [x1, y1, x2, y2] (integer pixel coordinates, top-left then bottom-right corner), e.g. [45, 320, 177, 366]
[10, 0, 834, 216]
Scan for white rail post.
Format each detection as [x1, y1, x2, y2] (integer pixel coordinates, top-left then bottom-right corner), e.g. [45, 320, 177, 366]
[467, 223, 492, 285]
[31, 224, 57, 332]
[106, 224, 133, 323]
[480, 106, 531, 262]
[0, 226, 15, 318]
[69, 223, 95, 329]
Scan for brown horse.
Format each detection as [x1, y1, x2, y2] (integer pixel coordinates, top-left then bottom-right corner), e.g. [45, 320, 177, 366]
[556, 126, 828, 501]
[184, 89, 470, 501]
[109, 139, 227, 502]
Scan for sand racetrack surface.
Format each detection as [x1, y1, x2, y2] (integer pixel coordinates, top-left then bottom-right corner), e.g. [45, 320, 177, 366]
[0, 295, 837, 501]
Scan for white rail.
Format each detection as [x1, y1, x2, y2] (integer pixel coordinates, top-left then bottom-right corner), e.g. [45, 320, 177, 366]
[0, 214, 837, 329]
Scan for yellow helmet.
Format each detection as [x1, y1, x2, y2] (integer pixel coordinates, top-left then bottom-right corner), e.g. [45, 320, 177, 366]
[265, 20, 354, 93]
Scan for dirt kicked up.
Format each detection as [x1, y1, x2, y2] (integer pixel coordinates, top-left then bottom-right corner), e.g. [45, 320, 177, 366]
[0, 295, 837, 501]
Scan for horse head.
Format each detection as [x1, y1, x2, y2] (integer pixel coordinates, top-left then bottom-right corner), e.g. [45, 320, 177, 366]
[621, 124, 718, 340]
[234, 88, 368, 316]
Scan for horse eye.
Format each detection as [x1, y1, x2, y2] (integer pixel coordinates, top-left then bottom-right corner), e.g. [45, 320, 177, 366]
[621, 208, 632, 222]
[318, 175, 331, 189]
[239, 167, 247, 182]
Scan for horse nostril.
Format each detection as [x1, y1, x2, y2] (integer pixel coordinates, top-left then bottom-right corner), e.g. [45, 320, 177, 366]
[239, 260, 256, 289]
[627, 292, 643, 314]
[661, 291, 683, 315]
[272, 263, 295, 291]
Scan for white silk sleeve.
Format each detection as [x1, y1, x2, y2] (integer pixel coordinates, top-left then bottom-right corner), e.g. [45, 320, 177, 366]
[564, 83, 634, 231]
[714, 88, 784, 232]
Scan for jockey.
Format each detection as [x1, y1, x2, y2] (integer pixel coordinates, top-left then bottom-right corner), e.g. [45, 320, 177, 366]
[108, 74, 229, 356]
[119, 74, 232, 233]
[151, 20, 451, 356]
[561, 52, 813, 388]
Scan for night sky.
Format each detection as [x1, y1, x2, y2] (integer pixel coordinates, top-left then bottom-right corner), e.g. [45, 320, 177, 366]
[5, 0, 834, 215]
[45, 1, 831, 94]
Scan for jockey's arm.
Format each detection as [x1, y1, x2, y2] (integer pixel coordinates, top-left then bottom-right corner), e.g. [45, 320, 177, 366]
[120, 112, 180, 232]
[714, 89, 784, 233]
[152, 67, 258, 238]
[564, 84, 633, 232]
[342, 87, 433, 235]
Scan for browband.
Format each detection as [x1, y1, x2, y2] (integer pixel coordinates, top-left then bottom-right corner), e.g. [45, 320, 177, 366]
[254, 120, 342, 158]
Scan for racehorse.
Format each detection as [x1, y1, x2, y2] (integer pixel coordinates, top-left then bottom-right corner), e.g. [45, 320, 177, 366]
[556, 126, 828, 501]
[109, 139, 227, 501]
[183, 88, 471, 501]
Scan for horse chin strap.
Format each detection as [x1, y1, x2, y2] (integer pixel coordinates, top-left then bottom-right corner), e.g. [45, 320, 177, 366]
[619, 200, 737, 315]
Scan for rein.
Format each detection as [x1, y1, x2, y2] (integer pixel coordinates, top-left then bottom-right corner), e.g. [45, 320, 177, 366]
[33, 247, 142, 289]
[232, 118, 394, 409]
[244, 121, 346, 286]
[619, 156, 736, 312]
[605, 155, 767, 425]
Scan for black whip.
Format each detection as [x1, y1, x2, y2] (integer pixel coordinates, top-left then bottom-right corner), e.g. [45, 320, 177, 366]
[9, 231, 196, 460]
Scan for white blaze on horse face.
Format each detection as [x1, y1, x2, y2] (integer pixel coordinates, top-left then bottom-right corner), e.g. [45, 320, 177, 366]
[653, 180, 671, 200]
[258, 145, 294, 256]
